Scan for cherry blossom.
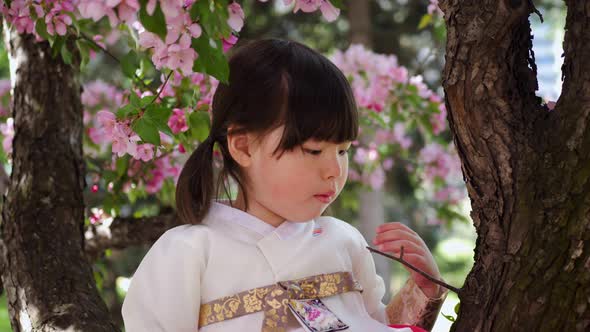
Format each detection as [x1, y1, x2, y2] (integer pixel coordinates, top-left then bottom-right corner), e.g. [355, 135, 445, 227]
[227, 2, 245, 32]
[168, 108, 189, 134]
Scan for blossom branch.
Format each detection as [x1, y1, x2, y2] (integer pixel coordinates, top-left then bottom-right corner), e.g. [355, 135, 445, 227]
[76, 30, 163, 100]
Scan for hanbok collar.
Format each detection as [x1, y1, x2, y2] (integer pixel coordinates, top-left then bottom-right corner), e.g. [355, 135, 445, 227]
[207, 200, 312, 240]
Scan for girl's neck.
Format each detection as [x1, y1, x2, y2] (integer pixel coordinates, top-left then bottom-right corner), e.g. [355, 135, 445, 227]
[231, 191, 286, 228]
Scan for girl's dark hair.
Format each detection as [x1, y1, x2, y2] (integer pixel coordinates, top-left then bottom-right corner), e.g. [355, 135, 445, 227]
[175, 38, 358, 225]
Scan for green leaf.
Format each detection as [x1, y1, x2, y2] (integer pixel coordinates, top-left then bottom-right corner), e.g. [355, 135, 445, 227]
[132, 116, 160, 145]
[145, 104, 173, 137]
[67, 12, 80, 35]
[454, 302, 460, 314]
[60, 45, 72, 65]
[188, 111, 210, 142]
[35, 19, 52, 42]
[121, 50, 140, 78]
[116, 154, 129, 177]
[76, 40, 89, 67]
[190, 0, 231, 39]
[140, 95, 156, 108]
[330, 0, 345, 9]
[192, 34, 229, 83]
[116, 104, 138, 119]
[130, 92, 141, 107]
[51, 36, 66, 59]
[418, 14, 433, 30]
[441, 312, 455, 322]
[139, 0, 167, 41]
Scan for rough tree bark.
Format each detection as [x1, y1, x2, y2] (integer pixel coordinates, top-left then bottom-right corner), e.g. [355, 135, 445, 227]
[440, 0, 589, 331]
[0, 28, 118, 330]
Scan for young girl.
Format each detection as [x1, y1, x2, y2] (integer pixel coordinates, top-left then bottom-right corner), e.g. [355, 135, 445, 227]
[122, 38, 448, 332]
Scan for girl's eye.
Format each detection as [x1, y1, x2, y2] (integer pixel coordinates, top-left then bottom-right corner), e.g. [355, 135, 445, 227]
[304, 149, 322, 156]
[303, 148, 349, 156]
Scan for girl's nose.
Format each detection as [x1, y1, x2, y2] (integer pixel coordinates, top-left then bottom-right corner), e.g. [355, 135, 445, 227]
[322, 154, 344, 179]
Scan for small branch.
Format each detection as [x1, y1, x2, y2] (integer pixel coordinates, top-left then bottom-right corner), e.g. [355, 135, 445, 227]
[366, 246, 462, 294]
[76, 31, 162, 100]
[145, 71, 173, 109]
[529, 0, 543, 23]
[84, 210, 182, 261]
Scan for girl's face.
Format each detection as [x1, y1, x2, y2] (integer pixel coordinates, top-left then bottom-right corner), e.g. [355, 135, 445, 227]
[240, 125, 351, 227]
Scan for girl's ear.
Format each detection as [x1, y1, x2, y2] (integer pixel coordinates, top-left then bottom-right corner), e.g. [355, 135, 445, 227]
[227, 125, 253, 167]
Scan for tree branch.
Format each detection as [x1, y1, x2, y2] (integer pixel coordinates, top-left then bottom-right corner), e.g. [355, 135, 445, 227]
[555, 0, 590, 151]
[84, 210, 182, 261]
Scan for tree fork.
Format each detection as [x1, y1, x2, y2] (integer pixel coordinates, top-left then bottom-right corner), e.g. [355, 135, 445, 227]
[0, 28, 118, 331]
[440, 0, 589, 330]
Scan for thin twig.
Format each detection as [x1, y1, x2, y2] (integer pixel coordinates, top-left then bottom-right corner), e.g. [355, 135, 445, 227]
[366, 246, 461, 294]
[146, 71, 173, 108]
[76, 31, 161, 99]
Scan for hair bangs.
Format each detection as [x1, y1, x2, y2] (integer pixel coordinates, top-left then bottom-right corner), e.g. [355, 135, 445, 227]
[275, 44, 358, 151]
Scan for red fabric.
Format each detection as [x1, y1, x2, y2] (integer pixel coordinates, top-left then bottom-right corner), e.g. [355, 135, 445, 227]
[388, 324, 428, 332]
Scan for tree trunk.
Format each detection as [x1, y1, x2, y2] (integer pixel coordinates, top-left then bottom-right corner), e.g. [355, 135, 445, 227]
[347, 0, 372, 47]
[440, 0, 590, 330]
[358, 189, 391, 300]
[0, 27, 118, 331]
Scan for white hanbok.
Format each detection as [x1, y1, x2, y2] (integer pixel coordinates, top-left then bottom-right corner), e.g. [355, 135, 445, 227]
[122, 201, 439, 332]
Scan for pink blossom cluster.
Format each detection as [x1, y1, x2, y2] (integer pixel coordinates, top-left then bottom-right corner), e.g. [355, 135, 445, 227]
[0, 80, 13, 155]
[281, 0, 340, 22]
[145, 154, 180, 193]
[88, 207, 111, 224]
[89, 107, 184, 193]
[418, 143, 464, 204]
[427, 0, 443, 16]
[134, 1, 244, 76]
[82, 80, 125, 109]
[358, 166, 386, 191]
[159, 71, 219, 108]
[94, 110, 149, 159]
[428, 94, 447, 135]
[0, 118, 14, 155]
[1, 0, 75, 36]
[331, 44, 409, 112]
[1, 0, 42, 35]
[374, 124, 413, 150]
[82, 80, 126, 146]
[348, 146, 394, 191]
[78, 0, 139, 26]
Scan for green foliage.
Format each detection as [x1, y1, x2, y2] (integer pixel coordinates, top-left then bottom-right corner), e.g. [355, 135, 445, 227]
[188, 110, 211, 142]
[192, 34, 230, 83]
[121, 50, 140, 78]
[0, 295, 11, 331]
[132, 104, 173, 145]
[191, 0, 231, 39]
[138, 0, 167, 40]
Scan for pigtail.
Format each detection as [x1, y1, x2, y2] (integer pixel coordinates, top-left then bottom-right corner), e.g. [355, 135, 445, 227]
[175, 136, 217, 224]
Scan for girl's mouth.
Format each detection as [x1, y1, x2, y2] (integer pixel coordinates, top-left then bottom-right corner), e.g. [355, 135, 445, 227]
[314, 195, 332, 203]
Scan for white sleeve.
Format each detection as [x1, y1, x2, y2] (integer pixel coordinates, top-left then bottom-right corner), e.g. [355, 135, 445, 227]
[122, 227, 206, 331]
[350, 226, 389, 324]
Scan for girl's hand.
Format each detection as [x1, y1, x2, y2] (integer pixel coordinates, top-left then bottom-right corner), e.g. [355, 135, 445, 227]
[373, 222, 443, 299]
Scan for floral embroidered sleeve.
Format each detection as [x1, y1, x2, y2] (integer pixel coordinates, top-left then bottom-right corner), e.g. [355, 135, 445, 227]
[385, 277, 449, 331]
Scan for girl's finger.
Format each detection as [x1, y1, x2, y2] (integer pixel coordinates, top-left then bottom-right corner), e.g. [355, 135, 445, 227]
[377, 222, 419, 237]
[376, 239, 424, 256]
[374, 228, 422, 245]
[376, 222, 406, 232]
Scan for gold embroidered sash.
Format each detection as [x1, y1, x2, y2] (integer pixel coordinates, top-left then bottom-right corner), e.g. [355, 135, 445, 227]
[198, 271, 363, 332]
